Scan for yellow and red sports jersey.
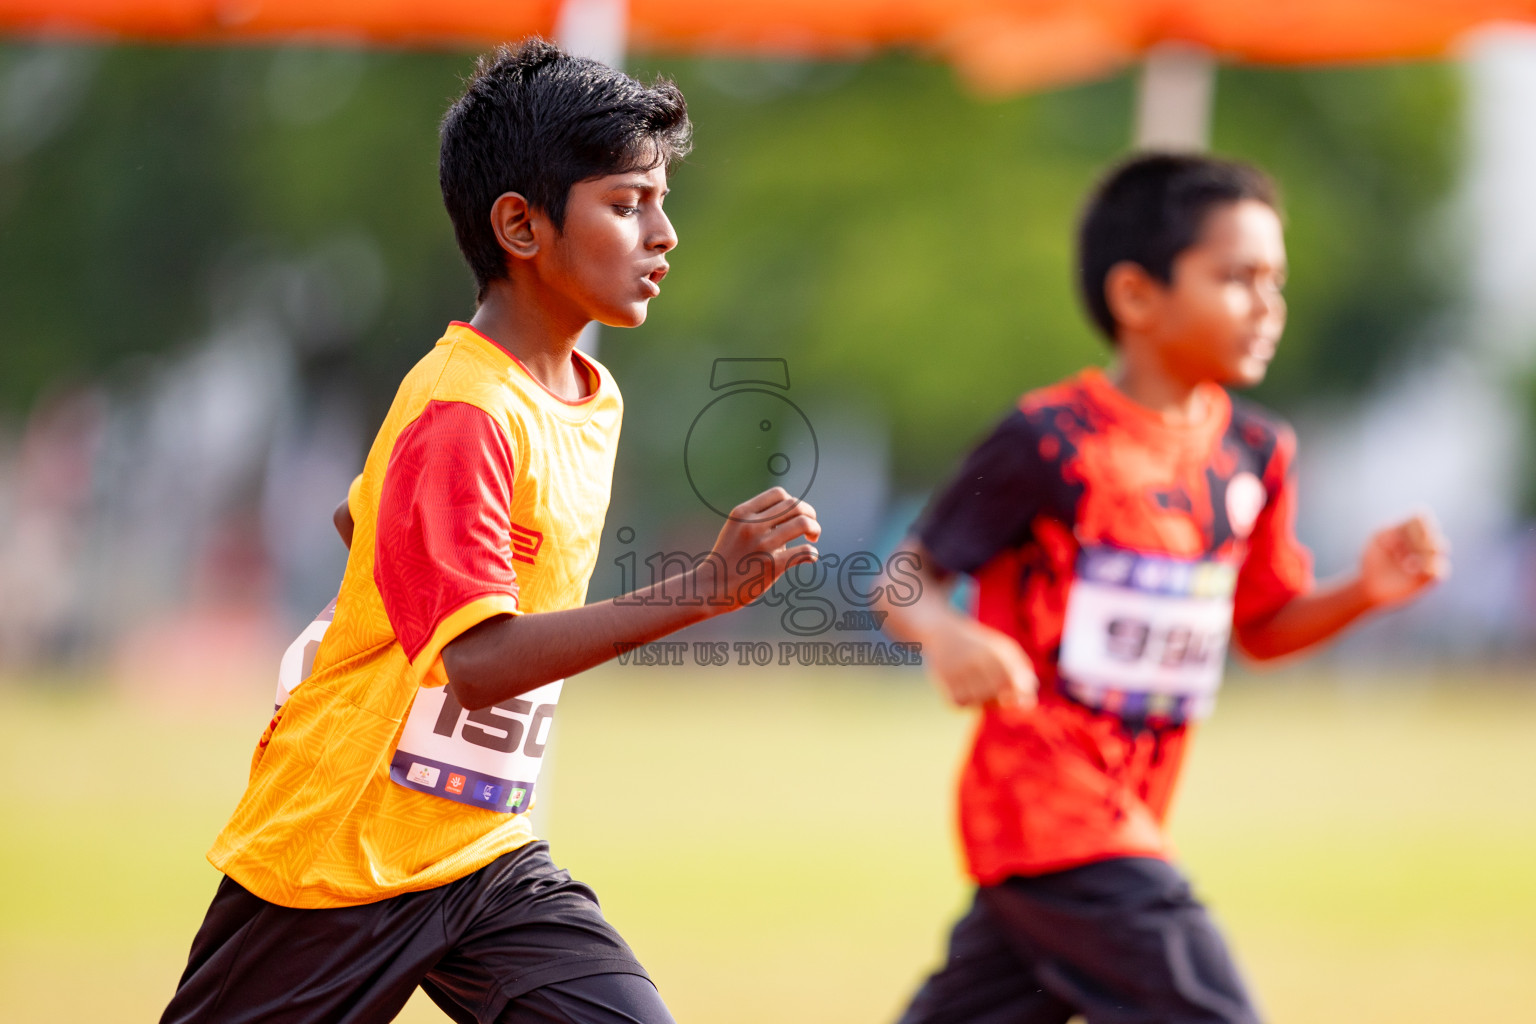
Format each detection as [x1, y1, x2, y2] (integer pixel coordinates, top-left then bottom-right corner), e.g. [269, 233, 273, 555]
[210, 322, 622, 909]
[917, 368, 1313, 883]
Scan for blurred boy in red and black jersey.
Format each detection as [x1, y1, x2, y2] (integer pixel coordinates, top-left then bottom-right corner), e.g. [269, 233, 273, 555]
[881, 154, 1448, 1024]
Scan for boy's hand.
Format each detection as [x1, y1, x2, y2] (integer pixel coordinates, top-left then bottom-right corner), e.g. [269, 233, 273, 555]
[925, 617, 1038, 709]
[1359, 512, 1450, 607]
[699, 487, 821, 610]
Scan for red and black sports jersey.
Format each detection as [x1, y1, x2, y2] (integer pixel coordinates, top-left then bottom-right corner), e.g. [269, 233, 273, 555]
[916, 367, 1312, 882]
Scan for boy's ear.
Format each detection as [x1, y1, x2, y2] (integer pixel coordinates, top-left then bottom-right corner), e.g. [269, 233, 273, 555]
[489, 192, 541, 261]
[1103, 260, 1164, 336]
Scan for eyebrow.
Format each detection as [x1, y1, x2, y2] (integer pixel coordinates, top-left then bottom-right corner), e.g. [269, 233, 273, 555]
[606, 179, 666, 196]
[1230, 256, 1287, 273]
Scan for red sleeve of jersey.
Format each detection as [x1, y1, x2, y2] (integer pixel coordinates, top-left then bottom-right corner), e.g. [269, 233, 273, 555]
[374, 400, 520, 662]
[1233, 427, 1314, 629]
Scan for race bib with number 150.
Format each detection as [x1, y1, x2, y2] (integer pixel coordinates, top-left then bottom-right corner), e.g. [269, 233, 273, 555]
[275, 602, 558, 815]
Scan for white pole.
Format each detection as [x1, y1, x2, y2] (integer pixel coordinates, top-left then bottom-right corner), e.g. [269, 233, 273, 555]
[554, 0, 629, 357]
[1134, 42, 1216, 152]
[554, 0, 628, 69]
[1465, 26, 1536, 368]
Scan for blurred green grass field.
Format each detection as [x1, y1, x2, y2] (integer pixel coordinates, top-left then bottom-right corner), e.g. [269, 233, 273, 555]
[3, 667, 1534, 1022]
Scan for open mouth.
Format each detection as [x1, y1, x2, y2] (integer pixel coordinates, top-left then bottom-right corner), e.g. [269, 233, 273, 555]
[641, 264, 668, 296]
[1245, 337, 1278, 361]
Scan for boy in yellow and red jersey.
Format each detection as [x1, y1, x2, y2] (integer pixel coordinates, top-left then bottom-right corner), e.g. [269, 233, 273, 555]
[161, 41, 820, 1024]
[881, 154, 1449, 1024]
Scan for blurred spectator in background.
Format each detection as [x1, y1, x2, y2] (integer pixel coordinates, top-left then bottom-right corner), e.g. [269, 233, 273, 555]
[0, 386, 105, 668]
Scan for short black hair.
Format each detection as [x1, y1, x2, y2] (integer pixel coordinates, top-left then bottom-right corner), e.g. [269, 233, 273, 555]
[1076, 152, 1280, 342]
[439, 39, 692, 299]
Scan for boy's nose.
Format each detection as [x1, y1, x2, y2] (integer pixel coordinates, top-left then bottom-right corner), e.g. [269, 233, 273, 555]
[1254, 282, 1284, 320]
[649, 212, 678, 252]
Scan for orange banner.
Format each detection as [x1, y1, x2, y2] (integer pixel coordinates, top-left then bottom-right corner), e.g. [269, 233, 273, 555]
[4, 0, 1535, 89]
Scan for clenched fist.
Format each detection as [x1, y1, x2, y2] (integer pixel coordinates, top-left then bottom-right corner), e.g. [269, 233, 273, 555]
[1359, 512, 1450, 607]
[697, 487, 821, 610]
[925, 616, 1038, 709]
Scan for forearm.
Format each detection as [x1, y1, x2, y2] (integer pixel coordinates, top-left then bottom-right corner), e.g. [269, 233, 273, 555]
[1238, 512, 1450, 662]
[430, 486, 819, 710]
[443, 567, 721, 709]
[877, 538, 1038, 706]
[1235, 576, 1376, 661]
[875, 541, 960, 644]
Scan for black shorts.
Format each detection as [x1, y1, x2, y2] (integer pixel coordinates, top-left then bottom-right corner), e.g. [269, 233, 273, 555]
[897, 857, 1261, 1024]
[161, 841, 671, 1024]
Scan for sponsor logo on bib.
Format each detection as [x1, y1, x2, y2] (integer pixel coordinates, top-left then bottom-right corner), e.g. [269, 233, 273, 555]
[406, 763, 440, 788]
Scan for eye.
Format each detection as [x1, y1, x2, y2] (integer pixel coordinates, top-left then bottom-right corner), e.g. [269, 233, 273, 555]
[613, 204, 639, 217]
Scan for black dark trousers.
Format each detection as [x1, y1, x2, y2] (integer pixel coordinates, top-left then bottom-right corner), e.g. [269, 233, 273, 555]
[161, 841, 673, 1024]
[897, 857, 1262, 1024]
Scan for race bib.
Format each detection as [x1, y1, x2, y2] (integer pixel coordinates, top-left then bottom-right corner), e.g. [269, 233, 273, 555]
[273, 599, 557, 814]
[389, 680, 560, 815]
[1058, 545, 1237, 721]
[275, 599, 336, 712]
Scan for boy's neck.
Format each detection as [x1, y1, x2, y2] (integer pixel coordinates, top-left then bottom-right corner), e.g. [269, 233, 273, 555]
[469, 280, 593, 401]
[1106, 345, 1211, 426]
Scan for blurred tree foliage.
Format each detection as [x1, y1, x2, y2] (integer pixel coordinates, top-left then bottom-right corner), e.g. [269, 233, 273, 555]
[0, 44, 470, 417]
[0, 44, 1460, 492]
